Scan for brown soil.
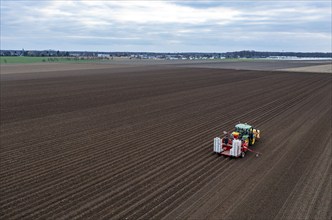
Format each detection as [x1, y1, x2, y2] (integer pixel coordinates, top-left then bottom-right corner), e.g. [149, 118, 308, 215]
[0, 65, 331, 220]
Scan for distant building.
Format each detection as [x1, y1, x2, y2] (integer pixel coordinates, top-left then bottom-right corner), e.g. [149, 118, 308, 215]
[69, 52, 81, 57]
[97, 54, 111, 58]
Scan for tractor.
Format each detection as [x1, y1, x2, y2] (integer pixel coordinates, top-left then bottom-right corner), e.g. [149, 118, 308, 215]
[213, 123, 261, 158]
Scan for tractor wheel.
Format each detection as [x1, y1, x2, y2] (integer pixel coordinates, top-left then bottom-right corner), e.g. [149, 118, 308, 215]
[241, 152, 245, 158]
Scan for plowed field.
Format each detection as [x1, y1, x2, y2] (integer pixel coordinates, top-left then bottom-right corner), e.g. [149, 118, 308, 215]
[1, 65, 331, 219]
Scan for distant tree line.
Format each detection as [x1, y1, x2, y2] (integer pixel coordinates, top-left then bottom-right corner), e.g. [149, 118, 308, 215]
[0, 50, 70, 57]
[224, 50, 332, 58]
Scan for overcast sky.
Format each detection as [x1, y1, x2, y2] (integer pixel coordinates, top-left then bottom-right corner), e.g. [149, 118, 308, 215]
[1, 0, 331, 52]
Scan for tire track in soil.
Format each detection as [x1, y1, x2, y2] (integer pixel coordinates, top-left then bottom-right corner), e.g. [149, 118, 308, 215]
[1, 76, 324, 218]
[127, 80, 329, 220]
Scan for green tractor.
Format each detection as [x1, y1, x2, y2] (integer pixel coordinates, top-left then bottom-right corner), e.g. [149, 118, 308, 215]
[213, 123, 261, 158]
[232, 123, 260, 146]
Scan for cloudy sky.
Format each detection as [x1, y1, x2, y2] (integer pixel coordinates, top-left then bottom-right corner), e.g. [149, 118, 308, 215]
[1, 0, 331, 52]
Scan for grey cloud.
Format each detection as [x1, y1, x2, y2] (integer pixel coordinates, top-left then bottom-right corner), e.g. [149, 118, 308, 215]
[1, 0, 331, 52]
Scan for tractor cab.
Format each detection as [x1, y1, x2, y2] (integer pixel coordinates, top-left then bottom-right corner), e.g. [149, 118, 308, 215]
[233, 123, 252, 141]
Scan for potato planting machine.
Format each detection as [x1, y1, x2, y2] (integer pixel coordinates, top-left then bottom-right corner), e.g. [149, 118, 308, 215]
[213, 123, 261, 158]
